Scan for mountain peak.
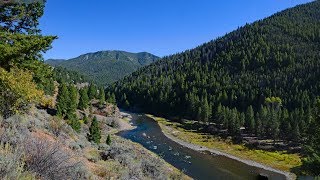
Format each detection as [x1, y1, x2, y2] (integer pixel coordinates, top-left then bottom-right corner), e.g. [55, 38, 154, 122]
[46, 50, 159, 85]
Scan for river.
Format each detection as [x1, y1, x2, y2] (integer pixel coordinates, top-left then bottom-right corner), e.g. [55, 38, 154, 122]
[117, 113, 287, 180]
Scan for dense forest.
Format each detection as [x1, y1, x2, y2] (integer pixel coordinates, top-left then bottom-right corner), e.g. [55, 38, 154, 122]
[53, 66, 90, 85]
[109, 1, 320, 175]
[46, 51, 160, 85]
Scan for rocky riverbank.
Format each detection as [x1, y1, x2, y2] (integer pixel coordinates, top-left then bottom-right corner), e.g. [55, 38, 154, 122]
[147, 114, 296, 180]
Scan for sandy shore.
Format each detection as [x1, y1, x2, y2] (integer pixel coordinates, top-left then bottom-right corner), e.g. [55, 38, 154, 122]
[151, 117, 296, 180]
[117, 111, 136, 131]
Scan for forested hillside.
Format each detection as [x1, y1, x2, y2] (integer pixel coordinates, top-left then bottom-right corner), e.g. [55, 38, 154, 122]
[0, 2, 187, 179]
[110, 1, 320, 174]
[53, 66, 90, 84]
[47, 51, 159, 85]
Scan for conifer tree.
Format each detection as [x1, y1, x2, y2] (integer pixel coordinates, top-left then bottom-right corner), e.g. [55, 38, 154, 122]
[68, 85, 78, 113]
[56, 82, 69, 117]
[215, 103, 223, 124]
[67, 113, 81, 133]
[303, 99, 320, 175]
[78, 88, 89, 110]
[245, 106, 255, 133]
[107, 92, 116, 104]
[99, 87, 105, 106]
[88, 116, 101, 144]
[88, 83, 97, 100]
[106, 134, 111, 145]
[200, 97, 211, 123]
[269, 108, 280, 141]
[255, 112, 263, 137]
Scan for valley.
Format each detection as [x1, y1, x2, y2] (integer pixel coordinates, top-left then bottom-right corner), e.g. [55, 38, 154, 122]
[1, 0, 320, 179]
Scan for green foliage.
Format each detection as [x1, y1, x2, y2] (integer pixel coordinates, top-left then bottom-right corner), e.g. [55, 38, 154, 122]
[106, 92, 116, 105]
[99, 87, 105, 106]
[0, 2, 44, 34]
[110, 1, 320, 143]
[245, 106, 255, 133]
[68, 85, 78, 113]
[0, 67, 44, 118]
[46, 51, 159, 85]
[56, 82, 69, 117]
[302, 99, 320, 175]
[88, 116, 101, 144]
[67, 113, 81, 133]
[106, 134, 111, 145]
[0, 2, 56, 95]
[88, 83, 97, 100]
[83, 114, 88, 124]
[53, 66, 89, 84]
[0, 31, 56, 80]
[78, 88, 89, 110]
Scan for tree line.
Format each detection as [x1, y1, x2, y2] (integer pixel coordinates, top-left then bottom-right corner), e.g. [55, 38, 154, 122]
[109, 1, 320, 175]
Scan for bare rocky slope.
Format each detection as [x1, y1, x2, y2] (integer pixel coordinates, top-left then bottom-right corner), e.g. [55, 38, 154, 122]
[0, 104, 188, 179]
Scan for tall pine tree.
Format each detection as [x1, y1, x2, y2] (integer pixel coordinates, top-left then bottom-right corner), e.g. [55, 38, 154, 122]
[56, 82, 69, 117]
[88, 116, 101, 144]
[78, 88, 89, 110]
[68, 85, 78, 113]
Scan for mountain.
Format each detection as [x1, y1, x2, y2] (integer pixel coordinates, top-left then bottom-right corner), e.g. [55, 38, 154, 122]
[46, 51, 160, 85]
[110, 1, 320, 141]
[46, 59, 65, 66]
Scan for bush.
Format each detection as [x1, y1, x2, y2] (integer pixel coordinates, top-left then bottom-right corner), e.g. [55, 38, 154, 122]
[0, 143, 35, 180]
[23, 137, 87, 180]
[0, 67, 44, 118]
[48, 116, 64, 137]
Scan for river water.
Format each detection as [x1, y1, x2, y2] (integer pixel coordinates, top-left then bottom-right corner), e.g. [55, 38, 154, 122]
[117, 113, 286, 180]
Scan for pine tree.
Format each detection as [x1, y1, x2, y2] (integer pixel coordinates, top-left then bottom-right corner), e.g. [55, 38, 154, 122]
[67, 113, 81, 133]
[200, 97, 211, 122]
[245, 106, 255, 134]
[229, 108, 240, 135]
[68, 85, 78, 113]
[107, 92, 116, 104]
[269, 108, 280, 141]
[88, 83, 97, 100]
[88, 116, 101, 144]
[78, 88, 89, 110]
[215, 103, 223, 124]
[56, 82, 69, 117]
[106, 134, 111, 145]
[303, 99, 320, 175]
[255, 112, 263, 137]
[99, 87, 105, 106]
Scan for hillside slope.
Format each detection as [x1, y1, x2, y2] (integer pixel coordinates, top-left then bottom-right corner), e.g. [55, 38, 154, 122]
[110, 1, 320, 141]
[47, 51, 159, 85]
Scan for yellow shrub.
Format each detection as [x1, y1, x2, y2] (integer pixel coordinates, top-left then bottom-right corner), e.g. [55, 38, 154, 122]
[40, 95, 55, 108]
[0, 67, 44, 117]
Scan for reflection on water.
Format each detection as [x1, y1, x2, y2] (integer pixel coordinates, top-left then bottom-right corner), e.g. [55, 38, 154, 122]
[117, 114, 286, 180]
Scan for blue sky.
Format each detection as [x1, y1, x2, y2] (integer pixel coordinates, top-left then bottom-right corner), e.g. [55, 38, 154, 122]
[40, 0, 313, 59]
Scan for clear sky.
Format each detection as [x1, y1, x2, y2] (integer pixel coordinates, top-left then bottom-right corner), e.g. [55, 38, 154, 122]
[40, 0, 313, 60]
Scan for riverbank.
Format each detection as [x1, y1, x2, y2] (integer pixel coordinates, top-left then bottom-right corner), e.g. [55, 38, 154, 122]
[114, 112, 191, 179]
[147, 114, 299, 180]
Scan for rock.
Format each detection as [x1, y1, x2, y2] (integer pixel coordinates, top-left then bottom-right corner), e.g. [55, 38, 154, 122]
[257, 174, 268, 180]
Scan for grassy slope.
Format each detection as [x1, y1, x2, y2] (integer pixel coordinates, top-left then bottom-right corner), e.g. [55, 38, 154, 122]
[147, 114, 301, 172]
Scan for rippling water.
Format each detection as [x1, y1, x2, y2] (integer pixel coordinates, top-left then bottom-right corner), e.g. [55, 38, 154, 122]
[117, 113, 286, 180]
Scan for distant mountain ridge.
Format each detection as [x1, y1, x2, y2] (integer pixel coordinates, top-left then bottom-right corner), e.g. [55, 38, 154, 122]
[46, 50, 159, 85]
